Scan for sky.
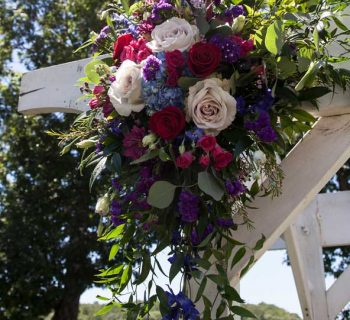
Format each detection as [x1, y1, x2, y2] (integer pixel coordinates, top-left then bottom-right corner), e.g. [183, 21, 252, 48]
[80, 249, 331, 317]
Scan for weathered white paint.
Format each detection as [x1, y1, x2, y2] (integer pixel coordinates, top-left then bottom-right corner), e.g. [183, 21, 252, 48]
[228, 114, 350, 286]
[18, 55, 109, 115]
[284, 201, 329, 320]
[327, 266, 350, 319]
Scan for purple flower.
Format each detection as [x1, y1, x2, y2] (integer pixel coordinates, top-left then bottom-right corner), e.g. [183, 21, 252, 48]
[209, 35, 241, 64]
[190, 224, 214, 246]
[96, 25, 110, 43]
[225, 179, 246, 196]
[251, 90, 274, 112]
[110, 200, 123, 226]
[142, 55, 162, 81]
[184, 127, 204, 142]
[178, 191, 200, 223]
[163, 291, 200, 320]
[123, 126, 147, 160]
[108, 119, 122, 135]
[216, 217, 235, 228]
[236, 96, 246, 114]
[245, 111, 277, 143]
[112, 178, 122, 191]
[221, 5, 246, 24]
[150, 0, 173, 23]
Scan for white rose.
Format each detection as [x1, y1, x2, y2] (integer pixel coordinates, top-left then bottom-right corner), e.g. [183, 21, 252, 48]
[95, 194, 110, 216]
[108, 60, 144, 117]
[186, 78, 237, 135]
[147, 17, 199, 52]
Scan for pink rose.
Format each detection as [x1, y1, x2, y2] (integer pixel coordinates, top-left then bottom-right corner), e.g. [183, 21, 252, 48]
[199, 155, 210, 168]
[197, 135, 217, 152]
[176, 152, 194, 169]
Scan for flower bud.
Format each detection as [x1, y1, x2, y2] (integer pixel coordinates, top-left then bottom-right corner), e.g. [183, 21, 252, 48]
[100, 10, 109, 20]
[179, 144, 186, 155]
[76, 139, 97, 149]
[95, 194, 110, 216]
[142, 133, 157, 147]
[232, 15, 245, 34]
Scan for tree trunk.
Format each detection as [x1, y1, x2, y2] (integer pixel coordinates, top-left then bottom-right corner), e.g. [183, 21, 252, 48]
[52, 288, 82, 320]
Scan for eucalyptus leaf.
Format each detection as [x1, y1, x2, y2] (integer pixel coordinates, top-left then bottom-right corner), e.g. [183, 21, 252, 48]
[147, 181, 177, 209]
[198, 171, 224, 201]
[230, 306, 257, 318]
[130, 149, 159, 164]
[90, 157, 107, 190]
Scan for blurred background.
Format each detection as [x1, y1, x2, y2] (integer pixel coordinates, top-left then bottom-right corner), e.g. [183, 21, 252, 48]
[0, 1, 349, 319]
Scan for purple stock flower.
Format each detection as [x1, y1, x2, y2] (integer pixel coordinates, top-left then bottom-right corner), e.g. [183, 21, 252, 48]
[209, 35, 241, 64]
[251, 90, 274, 112]
[108, 119, 122, 135]
[221, 5, 246, 23]
[245, 111, 277, 143]
[225, 179, 246, 197]
[142, 55, 162, 81]
[96, 25, 110, 43]
[178, 191, 200, 223]
[150, 0, 173, 23]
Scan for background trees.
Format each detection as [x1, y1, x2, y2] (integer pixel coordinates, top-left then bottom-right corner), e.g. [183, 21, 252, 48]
[0, 1, 108, 319]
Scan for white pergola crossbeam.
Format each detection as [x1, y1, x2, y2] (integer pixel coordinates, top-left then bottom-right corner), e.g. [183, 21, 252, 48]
[228, 114, 350, 286]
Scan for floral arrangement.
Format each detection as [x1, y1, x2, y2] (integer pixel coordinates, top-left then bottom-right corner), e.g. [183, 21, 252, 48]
[54, 0, 350, 318]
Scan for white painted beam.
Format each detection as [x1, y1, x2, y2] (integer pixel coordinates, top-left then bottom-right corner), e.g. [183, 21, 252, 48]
[228, 114, 350, 286]
[18, 55, 109, 115]
[269, 191, 350, 250]
[327, 266, 350, 319]
[284, 201, 329, 320]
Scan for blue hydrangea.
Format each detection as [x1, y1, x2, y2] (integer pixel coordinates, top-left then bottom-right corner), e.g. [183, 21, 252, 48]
[141, 52, 185, 112]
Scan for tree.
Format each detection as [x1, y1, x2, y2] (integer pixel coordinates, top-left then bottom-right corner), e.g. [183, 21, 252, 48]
[0, 1, 109, 319]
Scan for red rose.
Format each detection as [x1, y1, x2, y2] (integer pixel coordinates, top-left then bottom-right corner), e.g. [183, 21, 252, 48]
[166, 69, 179, 87]
[199, 154, 210, 168]
[176, 152, 194, 169]
[120, 45, 136, 62]
[188, 42, 221, 78]
[149, 106, 186, 140]
[197, 135, 217, 152]
[213, 147, 233, 170]
[166, 50, 185, 70]
[113, 34, 134, 61]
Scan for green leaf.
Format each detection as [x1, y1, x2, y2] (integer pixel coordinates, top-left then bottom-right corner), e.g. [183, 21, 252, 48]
[222, 285, 245, 303]
[298, 86, 331, 101]
[120, 265, 131, 289]
[195, 277, 207, 302]
[89, 156, 107, 190]
[159, 148, 171, 162]
[120, 0, 130, 14]
[265, 20, 284, 55]
[130, 149, 159, 164]
[313, 27, 319, 52]
[147, 181, 177, 209]
[277, 57, 297, 78]
[230, 306, 257, 318]
[198, 171, 224, 201]
[156, 286, 169, 314]
[84, 59, 106, 84]
[295, 61, 324, 91]
[253, 234, 266, 251]
[108, 244, 119, 261]
[240, 255, 255, 278]
[111, 153, 122, 173]
[95, 303, 115, 316]
[216, 301, 226, 318]
[292, 109, 316, 123]
[230, 247, 246, 269]
[99, 224, 125, 241]
[169, 253, 184, 283]
[177, 77, 200, 90]
[134, 253, 151, 285]
[208, 274, 226, 286]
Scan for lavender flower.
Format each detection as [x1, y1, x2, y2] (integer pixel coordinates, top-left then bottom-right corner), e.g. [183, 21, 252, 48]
[112, 178, 122, 191]
[110, 200, 123, 226]
[190, 224, 214, 246]
[96, 26, 110, 43]
[178, 191, 200, 223]
[216, 217, 235, 228]
[142, 55, 162, 81]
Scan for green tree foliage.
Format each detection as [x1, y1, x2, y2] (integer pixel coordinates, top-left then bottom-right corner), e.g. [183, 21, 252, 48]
[0, 1, 109, 320]
[243, 303, 301, 320]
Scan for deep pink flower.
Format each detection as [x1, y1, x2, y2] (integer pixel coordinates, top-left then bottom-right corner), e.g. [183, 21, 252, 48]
[123, 126, 147, 160]
[212, 146, 233, 170]
[199, 154, 210, 168]
[176, 152, 194, 169]
[89, 98, 100, 109]
[120, 46, 136, 62]
[93, 85, 105, 95]
[197, 135, 217, 152]
[120, 38, 152, 63]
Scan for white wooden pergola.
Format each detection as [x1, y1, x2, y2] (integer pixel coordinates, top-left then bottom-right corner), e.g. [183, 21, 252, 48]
[18, 21, 350, 319]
